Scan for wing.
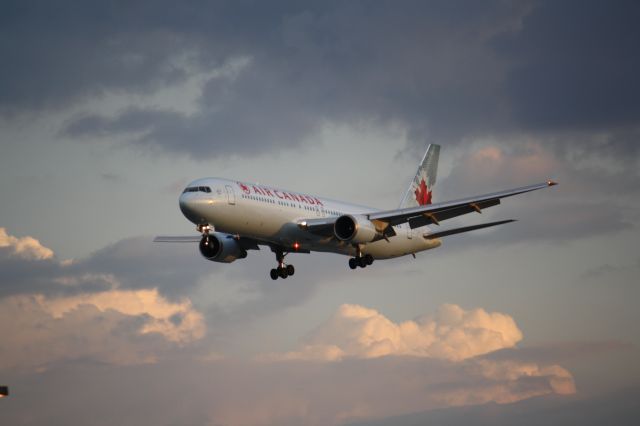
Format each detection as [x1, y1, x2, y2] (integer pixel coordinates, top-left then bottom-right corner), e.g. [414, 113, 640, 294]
[369, 181, 557, 230]
[299, 181, 557, 236]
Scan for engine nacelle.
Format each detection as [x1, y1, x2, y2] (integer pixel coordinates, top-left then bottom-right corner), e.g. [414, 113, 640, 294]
[199, 232, 247, 263]
[334, 214, 381, 244]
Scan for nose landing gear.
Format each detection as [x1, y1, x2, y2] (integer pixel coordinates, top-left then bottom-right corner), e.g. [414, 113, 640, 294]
[270, 248, 295, 280]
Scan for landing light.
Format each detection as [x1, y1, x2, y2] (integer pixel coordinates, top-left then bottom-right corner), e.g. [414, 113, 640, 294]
[0, 386, 8, 398]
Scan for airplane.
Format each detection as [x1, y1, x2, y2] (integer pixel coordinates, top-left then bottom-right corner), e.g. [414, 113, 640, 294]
[155, 145, 557, 280]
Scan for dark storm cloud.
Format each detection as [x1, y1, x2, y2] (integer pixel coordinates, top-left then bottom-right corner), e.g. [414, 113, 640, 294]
[3, 0, 530, 157]
[0, 1, 192, 110]
[494, 0, 640, 132]
[4, 1, 640, 159]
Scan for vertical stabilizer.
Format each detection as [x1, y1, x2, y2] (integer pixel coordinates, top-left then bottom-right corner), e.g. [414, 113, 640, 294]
[399, 144, 440, 208]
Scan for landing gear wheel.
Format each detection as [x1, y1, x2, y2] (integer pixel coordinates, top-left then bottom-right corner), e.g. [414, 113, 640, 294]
[349, 258, 357, 269]
[364, 254, 374, 265]
[358, 257, 367, 268]
[278, 267, 288, 279]
[270, 248, 296, 280]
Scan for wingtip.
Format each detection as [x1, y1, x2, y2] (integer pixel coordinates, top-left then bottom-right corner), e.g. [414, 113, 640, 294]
[547, 180, 558, 186]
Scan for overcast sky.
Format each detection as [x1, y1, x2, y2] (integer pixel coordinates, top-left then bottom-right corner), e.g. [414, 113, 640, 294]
[1, 1, 639, 425]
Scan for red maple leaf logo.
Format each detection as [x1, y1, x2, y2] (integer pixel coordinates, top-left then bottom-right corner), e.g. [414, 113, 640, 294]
[414, 178, 432, 205]
[238, 182, 250, 194]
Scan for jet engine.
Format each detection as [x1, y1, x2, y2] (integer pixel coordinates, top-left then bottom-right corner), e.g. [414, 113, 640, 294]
[199, 232, 247, 263]
[334, 214, 381, 244]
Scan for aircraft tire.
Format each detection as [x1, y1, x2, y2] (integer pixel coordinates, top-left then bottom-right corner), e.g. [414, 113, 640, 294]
[365, 254, 374, 265]
[349, 258, 357, 269]
[270, 269, 278, 280]
[358, 257, 367, 268]
[278, 267, 288, 279]
[286, 264, 295, 276]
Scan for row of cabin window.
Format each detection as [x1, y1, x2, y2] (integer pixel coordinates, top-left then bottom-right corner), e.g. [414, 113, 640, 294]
[241, 194, 342, 216]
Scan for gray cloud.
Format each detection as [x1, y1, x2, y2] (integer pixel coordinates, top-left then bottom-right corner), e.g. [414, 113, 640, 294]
[5, 1, 639, 163]
[432, 140, 639, 246]
[0, 1, 192, 111]
[0, 232, 206, 299]
[351, 385, 640, 426]
[494, 0, 640, 132]
[0, 293, 205, 371]
[581, 258, 640, 288]
[0, 346, 576, 425]
[0, 227, 336, 344]
[5, 1, 527, 157]
[481, 340, 634, 365]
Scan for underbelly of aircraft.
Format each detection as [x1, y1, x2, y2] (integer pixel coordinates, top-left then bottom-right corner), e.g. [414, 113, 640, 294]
[208, 206, 441, 259]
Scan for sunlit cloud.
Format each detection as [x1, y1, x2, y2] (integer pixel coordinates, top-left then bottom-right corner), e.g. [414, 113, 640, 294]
[275, 303, 523, 362]
[0, 227, 577, 425]
[452, 142, 559, 188]
[0, 227, 54, 260]
[0, 289, 205, 370]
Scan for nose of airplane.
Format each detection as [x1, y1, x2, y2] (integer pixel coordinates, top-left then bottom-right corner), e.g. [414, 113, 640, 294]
[179, 192, 204, 224]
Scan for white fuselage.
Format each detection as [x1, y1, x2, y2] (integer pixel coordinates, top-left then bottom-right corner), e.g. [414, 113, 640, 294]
[179, 178, 441, 259]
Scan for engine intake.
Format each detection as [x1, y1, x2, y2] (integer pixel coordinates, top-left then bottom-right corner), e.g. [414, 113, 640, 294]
[334, 214, 381, 244]
[199, 232, 247, 263]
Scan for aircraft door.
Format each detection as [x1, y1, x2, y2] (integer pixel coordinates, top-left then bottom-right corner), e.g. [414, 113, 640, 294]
[225, 185, 236, 205]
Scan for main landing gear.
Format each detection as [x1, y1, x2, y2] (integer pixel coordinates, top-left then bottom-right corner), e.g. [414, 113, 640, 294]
[270, 248, 295, 280]
[349, 245, 374, 269]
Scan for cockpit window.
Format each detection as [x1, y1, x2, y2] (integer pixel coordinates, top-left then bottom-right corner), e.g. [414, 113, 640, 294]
[183, 186, 212, 193]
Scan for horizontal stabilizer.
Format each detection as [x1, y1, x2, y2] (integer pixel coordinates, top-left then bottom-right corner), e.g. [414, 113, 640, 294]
[154, 235, 261, 251]
[424, 219, 516, 240]
[154, 236, 201, 242]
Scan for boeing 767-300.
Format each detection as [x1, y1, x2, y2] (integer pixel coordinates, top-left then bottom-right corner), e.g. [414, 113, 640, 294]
[155, 145, 557, 279]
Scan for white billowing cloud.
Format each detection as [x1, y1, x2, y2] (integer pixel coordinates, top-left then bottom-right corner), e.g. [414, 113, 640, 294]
[0, 289, 205, 370]
[247, 303, 575, 425]
[0, 227, 54, 260]
[42, 288, 205, 343]
[0, 227, 576, 424]
[279, 303, 522, 362]
[0, 227, 206, 371]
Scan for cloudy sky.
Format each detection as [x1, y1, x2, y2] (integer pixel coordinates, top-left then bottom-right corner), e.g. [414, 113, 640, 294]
[1, 1, 639, 424]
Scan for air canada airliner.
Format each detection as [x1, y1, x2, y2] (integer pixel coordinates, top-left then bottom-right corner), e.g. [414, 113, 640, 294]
[155, 145, 557, 279]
